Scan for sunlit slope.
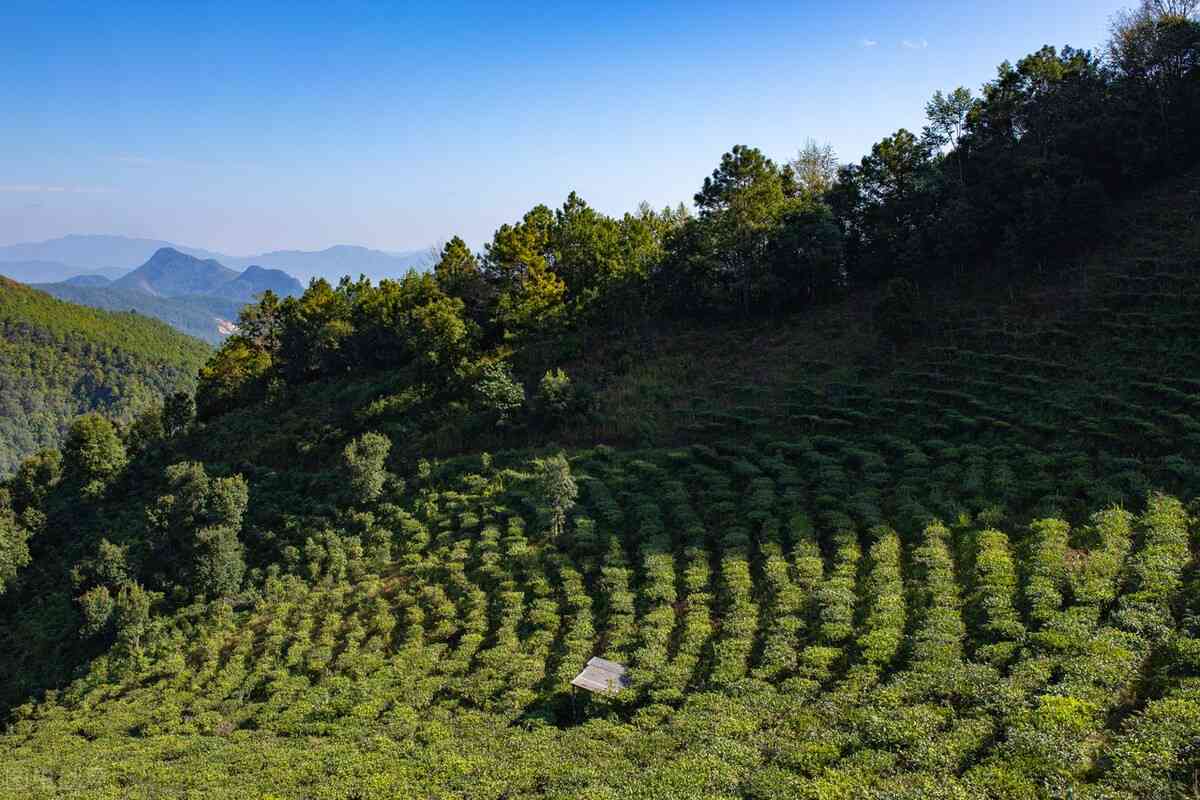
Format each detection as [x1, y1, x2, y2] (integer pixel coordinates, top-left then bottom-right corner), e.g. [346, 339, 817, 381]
[0, 278, 209, 474]
[3, 446, 1198, 798]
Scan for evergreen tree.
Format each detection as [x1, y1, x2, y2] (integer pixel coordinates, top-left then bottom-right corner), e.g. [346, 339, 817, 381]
[535, 452, 577, 541]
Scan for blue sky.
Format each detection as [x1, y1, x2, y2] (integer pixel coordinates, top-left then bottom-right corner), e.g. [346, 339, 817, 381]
[1, 0, 1128, 255]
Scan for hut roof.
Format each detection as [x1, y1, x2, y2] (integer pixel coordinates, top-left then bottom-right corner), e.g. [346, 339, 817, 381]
[570, 656, 630, 695]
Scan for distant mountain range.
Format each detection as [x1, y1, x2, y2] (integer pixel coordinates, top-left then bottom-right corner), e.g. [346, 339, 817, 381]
[0, 235, 435, 344]
[0, 260, 128, 285]
[0, 234, 432, 285]
[13, 247, 304, 344]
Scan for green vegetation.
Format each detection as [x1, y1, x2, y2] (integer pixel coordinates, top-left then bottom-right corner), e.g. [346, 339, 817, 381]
[0, 278, 211, 475]
[34, 280, 243, 344]
[2, 4, 1200, 796]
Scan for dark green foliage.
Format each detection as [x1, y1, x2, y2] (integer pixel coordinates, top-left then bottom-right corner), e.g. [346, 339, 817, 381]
[147, 462, 249, 598]
[162, 391, 195, 438]
[873, 277, 924, 346]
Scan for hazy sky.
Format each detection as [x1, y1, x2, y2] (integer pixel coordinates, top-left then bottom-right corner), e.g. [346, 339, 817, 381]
[1, 0, 1128, 255]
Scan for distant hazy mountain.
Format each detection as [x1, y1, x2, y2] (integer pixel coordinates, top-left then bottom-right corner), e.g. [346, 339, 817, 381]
[0, 260, 127, 284]
[62, 274, 113, 287]
[210, 265, 303, 303]
[223, 245, 431, 283]
[31, 248, 304, 343]
[0, 235, 225, 272]
[0, 235, 432, 284]
[33, 282, 242, 344]
[112, 248, 239, 297]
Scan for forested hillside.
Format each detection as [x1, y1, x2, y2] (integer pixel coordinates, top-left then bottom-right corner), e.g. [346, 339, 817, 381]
[0, 278, 210, 475]
[32, 281, 244, 344]
[2, 3, 1199, 798]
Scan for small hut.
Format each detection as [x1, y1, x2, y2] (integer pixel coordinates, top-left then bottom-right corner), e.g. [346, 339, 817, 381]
[570, 656, 630, 696]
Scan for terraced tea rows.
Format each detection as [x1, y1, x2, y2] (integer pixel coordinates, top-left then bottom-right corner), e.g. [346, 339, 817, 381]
[6, 439, 1197, 798]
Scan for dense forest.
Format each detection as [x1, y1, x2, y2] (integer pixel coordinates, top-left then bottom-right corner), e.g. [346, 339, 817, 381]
[2, 2, 1200, 797]
[0, 278, 211, 475]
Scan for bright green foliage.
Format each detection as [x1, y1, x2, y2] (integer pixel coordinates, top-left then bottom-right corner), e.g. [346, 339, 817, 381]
[112, 581, 154, 660]
[536, 367, 577, 423]
[196, 336, 273, 417]
[484, 195, 676, 333]
[856, 527, 905, 667]
[495, 258, 567, 337]
[0, 434, 1199, 797]
[966, 528, 1025, 665]
[0, 278, 208, 475]
[1113, 493, 1192, 639]
[473, 360, 525, 423]
[197, 272, 471, 417]
[1023, 517, 1071, 625]
[0, 492, 31, 596]
[535, 452, 577, 540]
[342, 432, 392, 504]
[77, 584, 114, 637]
[62, 413, 128, 498]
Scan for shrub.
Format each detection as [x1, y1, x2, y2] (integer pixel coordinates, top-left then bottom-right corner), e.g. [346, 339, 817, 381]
[537, 368, 575, 418]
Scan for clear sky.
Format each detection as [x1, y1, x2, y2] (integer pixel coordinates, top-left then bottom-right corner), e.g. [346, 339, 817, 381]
[1, 0, 1129, 255]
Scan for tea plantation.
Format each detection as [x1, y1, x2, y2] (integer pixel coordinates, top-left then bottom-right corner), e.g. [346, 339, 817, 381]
[2, 170, 1199, 799]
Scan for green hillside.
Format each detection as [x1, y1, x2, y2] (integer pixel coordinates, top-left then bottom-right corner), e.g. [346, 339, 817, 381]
[2, 9, 1199, 798]
[33, 280, 244, 344]
[0, 166, 1197, 797]
[0, 278, 211, 474]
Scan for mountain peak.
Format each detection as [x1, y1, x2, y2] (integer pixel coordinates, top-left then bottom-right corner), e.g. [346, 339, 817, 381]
[215, 265, 303, 302]
[113, 248, 239, 298]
